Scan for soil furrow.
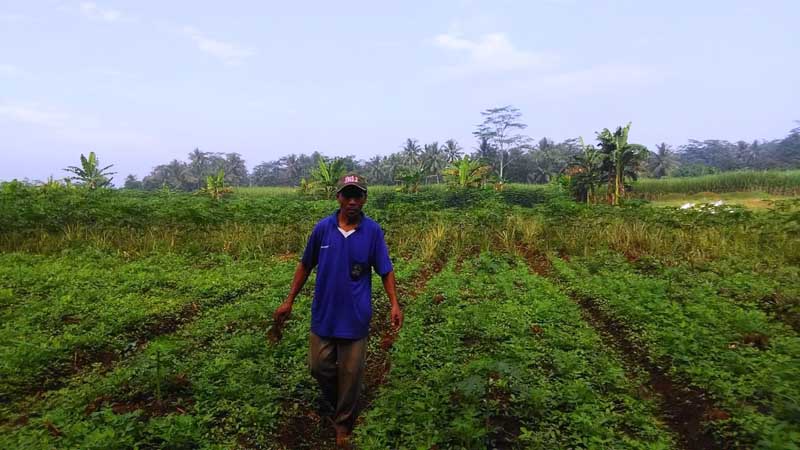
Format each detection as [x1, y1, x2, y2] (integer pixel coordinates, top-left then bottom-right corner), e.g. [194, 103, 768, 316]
[574, 294, 720, 450]
[522, 251, 728, 450]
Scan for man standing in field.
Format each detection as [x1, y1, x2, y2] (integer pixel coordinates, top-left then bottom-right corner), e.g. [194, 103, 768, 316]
[273, 173, 403, 448]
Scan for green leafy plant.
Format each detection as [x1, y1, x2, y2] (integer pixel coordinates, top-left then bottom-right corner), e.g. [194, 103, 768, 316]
[443, 156, 491, 189]
[197, 169, 233, 200]
[596, 123, 648, 205]
[63, 151, 116, 190]
[395, 167, 424, 193]
[306, 156, 346, 198]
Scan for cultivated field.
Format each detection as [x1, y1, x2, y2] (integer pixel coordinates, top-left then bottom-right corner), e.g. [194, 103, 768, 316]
[1, 181, 799, 449]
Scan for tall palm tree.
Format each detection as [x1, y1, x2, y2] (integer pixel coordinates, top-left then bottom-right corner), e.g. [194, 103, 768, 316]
[421, 142, 447, 183]
[474, 136, 496, 163]
[401, 138, 421, 168]
[443, 139, 463, 163]
[63, 151, 116, 189]
[365, 155, 388, 185]
[649, 143, 677, 178]
[280, 154, 302, 184]
[164, 159, 193, 190]
[223, 153, 248, 186]
[188, 148, 210, 189]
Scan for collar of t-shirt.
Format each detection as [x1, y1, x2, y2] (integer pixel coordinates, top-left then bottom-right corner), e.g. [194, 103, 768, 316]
[338, 227, 356, 238]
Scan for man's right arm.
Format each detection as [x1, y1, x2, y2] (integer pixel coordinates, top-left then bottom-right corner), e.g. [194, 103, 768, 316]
[273, 262, 311, 324]
[286, 262, 312, 305]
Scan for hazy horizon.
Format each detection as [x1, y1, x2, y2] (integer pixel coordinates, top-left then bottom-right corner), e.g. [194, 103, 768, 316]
[2, 0, 798, 183]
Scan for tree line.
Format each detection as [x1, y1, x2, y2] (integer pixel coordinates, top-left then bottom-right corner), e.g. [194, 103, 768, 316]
[121, 107, 799, 191]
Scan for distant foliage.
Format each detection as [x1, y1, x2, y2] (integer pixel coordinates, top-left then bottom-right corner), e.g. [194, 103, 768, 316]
[142, 149, 249, 190]
[674, 126, 800, 175]
[631, 169, 800, 198]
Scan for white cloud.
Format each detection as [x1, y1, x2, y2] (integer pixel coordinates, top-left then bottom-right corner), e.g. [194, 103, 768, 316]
[432, 32, 556, 78]
[79, 2, 122, 22]
[430, 28, 660, 96]
[181, 26, 255, 66]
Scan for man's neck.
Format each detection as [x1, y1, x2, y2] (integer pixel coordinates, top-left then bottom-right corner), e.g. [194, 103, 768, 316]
[338, 210, 362, 228]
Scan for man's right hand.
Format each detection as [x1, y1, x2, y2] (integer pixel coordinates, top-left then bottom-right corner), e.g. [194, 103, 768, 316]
[273, 299, 293, 325]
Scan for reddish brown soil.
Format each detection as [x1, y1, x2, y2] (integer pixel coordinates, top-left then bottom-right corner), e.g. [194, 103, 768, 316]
[520, 246, 553, 277]
[84, 373, 193, 419]
[575, 295, 725, 450]
[485, 371, 521, 449]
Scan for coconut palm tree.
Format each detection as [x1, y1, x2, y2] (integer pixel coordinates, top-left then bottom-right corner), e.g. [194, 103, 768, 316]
[188, 148, 210, 189]
[163, 159, 194, 189]
[401, 138, 421, 167]
[421, 142, 447, 183]
[648, 143, 677, 178]
[63, 151, 116, 189]
[443, 139, 463, 163]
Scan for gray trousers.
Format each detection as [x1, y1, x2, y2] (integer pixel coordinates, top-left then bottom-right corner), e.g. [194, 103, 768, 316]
[308, 332, 367, 432]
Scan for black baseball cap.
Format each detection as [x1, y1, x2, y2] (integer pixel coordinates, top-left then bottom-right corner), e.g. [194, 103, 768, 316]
[336, 173, 367, 193]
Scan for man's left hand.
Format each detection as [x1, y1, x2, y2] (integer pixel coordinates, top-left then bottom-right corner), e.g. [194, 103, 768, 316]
[391, 304, 403, 331]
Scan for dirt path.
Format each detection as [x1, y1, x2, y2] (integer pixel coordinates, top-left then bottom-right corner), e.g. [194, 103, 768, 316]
[522, 250, 726, 450]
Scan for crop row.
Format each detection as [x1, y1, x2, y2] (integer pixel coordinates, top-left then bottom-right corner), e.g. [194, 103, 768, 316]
[0, 250, 275, 404]
[0, 257, 419, 449]
[356, 253, 676, 449]
[634, 257, 800, 332]
[551, 254, 800, 449]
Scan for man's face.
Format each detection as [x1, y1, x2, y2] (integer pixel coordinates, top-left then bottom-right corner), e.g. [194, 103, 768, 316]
[337, 186, 367, 220]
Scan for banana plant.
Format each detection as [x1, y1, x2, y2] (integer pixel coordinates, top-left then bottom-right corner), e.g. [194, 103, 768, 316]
[443, 156, 491, 189]
[198, 169, 232, 200]
[308, 156, 346, 198]
[63, 151, 116, 190]
[395, 167, 424, 193]
[597, 123, 648, 205]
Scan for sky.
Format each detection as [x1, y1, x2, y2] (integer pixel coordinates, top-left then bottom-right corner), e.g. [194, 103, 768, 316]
[1, 0, 798, 183]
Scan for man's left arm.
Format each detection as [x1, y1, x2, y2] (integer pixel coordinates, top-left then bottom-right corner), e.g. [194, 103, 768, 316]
[381, 271, 403, 331]
[373, 226, 402, 331]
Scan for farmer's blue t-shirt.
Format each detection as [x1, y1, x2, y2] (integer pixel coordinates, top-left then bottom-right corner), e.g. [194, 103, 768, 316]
[301, 210, 393, 339]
